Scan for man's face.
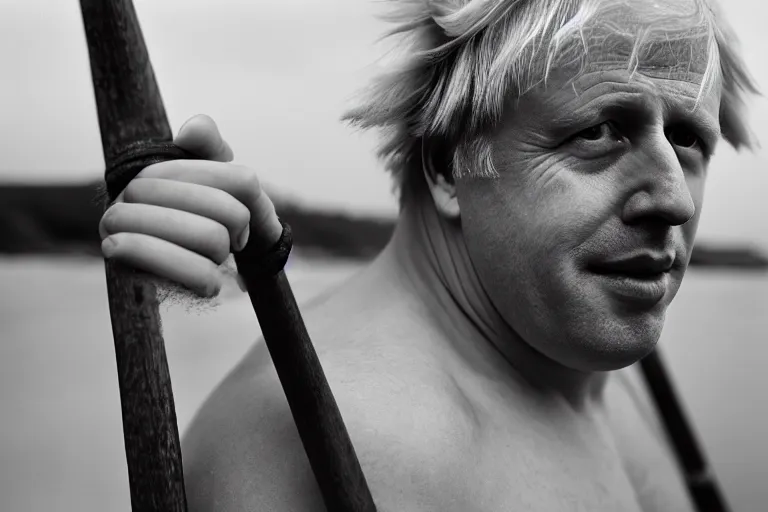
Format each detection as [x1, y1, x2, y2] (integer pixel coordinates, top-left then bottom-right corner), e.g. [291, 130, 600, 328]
[454, 3, 722, 371]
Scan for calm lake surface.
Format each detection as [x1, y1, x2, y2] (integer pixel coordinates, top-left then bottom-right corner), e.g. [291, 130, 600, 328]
[1, 255, 766, 511]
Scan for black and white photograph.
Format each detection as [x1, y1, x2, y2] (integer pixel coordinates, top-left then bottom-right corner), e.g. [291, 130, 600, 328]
[1, 1, 766, 511]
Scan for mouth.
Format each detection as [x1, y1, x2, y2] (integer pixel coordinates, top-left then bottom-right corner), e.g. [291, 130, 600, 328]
[587, 253, 675, 305]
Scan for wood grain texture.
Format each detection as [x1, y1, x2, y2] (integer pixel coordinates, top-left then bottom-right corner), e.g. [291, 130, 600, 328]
[104, 260, 187, 511]
[79, 1, 187, 510]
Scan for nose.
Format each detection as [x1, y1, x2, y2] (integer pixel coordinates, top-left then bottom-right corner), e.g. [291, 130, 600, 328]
[621, 135, 696, 227]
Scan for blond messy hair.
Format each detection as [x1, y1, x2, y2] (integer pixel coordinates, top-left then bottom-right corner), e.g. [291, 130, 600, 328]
[342, 0, 758, 205]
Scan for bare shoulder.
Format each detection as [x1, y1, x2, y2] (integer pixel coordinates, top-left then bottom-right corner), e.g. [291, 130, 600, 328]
[182, 305, 478, 512]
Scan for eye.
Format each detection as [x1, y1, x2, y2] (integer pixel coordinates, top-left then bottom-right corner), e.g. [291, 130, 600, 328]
[575, 122, 616, 141]
[567, 121, 626, 158]
[667, 125, 706, 154]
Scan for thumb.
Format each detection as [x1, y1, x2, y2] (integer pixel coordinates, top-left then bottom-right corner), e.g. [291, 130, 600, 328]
[174, 114, 234, 162]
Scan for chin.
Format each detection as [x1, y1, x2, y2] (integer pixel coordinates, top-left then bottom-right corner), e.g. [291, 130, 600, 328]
[551, 270, 675, 371]
[540, 307, 667, 373]
[569, 341, 658, 372]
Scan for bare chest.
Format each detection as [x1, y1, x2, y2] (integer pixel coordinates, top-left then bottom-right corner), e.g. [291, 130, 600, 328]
[453, 372, 695, 512]
[455, 409, 644, 512]
[300, 302, 694, 511]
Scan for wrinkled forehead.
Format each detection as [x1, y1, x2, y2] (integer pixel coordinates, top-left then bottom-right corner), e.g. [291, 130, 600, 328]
[558, 0, 714, 84]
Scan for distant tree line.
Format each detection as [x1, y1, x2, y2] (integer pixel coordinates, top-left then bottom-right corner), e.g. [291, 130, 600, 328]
[0, 182, 766, 269]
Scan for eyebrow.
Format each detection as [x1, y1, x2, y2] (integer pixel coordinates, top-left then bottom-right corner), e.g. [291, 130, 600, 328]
[583, 82, 722, 145]
[605, 92, 723, 154]
[660, 92, 722, 146]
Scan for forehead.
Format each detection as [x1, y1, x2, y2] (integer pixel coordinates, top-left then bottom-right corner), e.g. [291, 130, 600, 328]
[555, 0, 715, 83]
[494, 0, 725, 141]
[536, 0, 721, 112]
[539, 69, 722, 127]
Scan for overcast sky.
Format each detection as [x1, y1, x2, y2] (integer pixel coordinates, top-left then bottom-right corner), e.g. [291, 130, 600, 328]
[1, 0, 767, 246]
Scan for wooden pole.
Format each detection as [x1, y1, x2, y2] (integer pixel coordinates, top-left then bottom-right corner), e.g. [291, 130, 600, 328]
[78, 1, 377, 510]
[79, 1, 187, 510]
[640, 349, 731, 512]
[235, 242, 378, 512]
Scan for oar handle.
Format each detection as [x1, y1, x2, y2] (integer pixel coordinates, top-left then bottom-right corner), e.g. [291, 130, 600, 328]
[235, 224, 378, 512]
[104, 259, 188, 511]
[640, 349, 731, 512]
[79, 1, 187, 510]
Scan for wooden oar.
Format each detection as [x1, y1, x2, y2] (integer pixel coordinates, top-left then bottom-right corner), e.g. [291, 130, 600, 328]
[79, 1, 187, 509]
[640, 349, 731, 512]
[78, 1, 376, 510]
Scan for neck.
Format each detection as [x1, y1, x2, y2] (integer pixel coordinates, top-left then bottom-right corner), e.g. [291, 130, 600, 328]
[376, 193, 608, 408]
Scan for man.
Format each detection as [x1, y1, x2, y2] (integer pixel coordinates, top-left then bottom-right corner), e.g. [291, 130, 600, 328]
[98, 0, 757, 510]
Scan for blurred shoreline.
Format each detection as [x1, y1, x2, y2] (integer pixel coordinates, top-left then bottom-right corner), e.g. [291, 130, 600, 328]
[2, 181, 768, 269]
[0, 182, 393, 260]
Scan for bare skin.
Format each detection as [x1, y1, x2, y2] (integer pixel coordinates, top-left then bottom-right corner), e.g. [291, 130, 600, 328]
[179, 209, 695, 511]
[99, 1, 724, 509]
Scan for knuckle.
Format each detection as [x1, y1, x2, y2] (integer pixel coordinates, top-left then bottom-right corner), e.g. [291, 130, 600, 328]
[233, 203, 252, 231]
[240, 167, 263, 198]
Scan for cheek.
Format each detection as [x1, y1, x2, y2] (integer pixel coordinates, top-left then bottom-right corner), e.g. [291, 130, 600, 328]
[456, 168, 617, 298]
[461, 169, 615, 254]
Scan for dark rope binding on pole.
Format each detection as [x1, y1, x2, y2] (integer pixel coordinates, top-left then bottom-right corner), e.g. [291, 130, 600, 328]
[79, 1, 189, 510]
[79, 1, 377, 510]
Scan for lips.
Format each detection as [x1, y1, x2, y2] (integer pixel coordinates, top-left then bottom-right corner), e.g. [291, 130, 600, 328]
[589, 253, 674, 277]
[587, 252, 675, 305]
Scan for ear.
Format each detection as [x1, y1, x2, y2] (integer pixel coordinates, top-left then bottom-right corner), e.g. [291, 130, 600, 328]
[422, 139, 461, 220]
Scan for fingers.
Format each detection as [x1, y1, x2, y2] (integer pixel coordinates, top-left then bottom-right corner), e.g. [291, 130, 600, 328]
[101, 113, 281, 298]
[100, 202, 231, 265]
[135, 160, 282, 251]
[174, 114, 234, 163]
[120, 178, 251, 251]
[102, 233, 223, 298]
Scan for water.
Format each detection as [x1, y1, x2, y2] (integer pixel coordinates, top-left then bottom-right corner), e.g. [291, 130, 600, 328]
[0, 256, 765, 511]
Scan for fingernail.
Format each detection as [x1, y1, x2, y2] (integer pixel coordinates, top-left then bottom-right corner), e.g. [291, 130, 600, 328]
[238, 225, 250, 251]
[179, 114, 201, 134]
[102, 237, 117, 258]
